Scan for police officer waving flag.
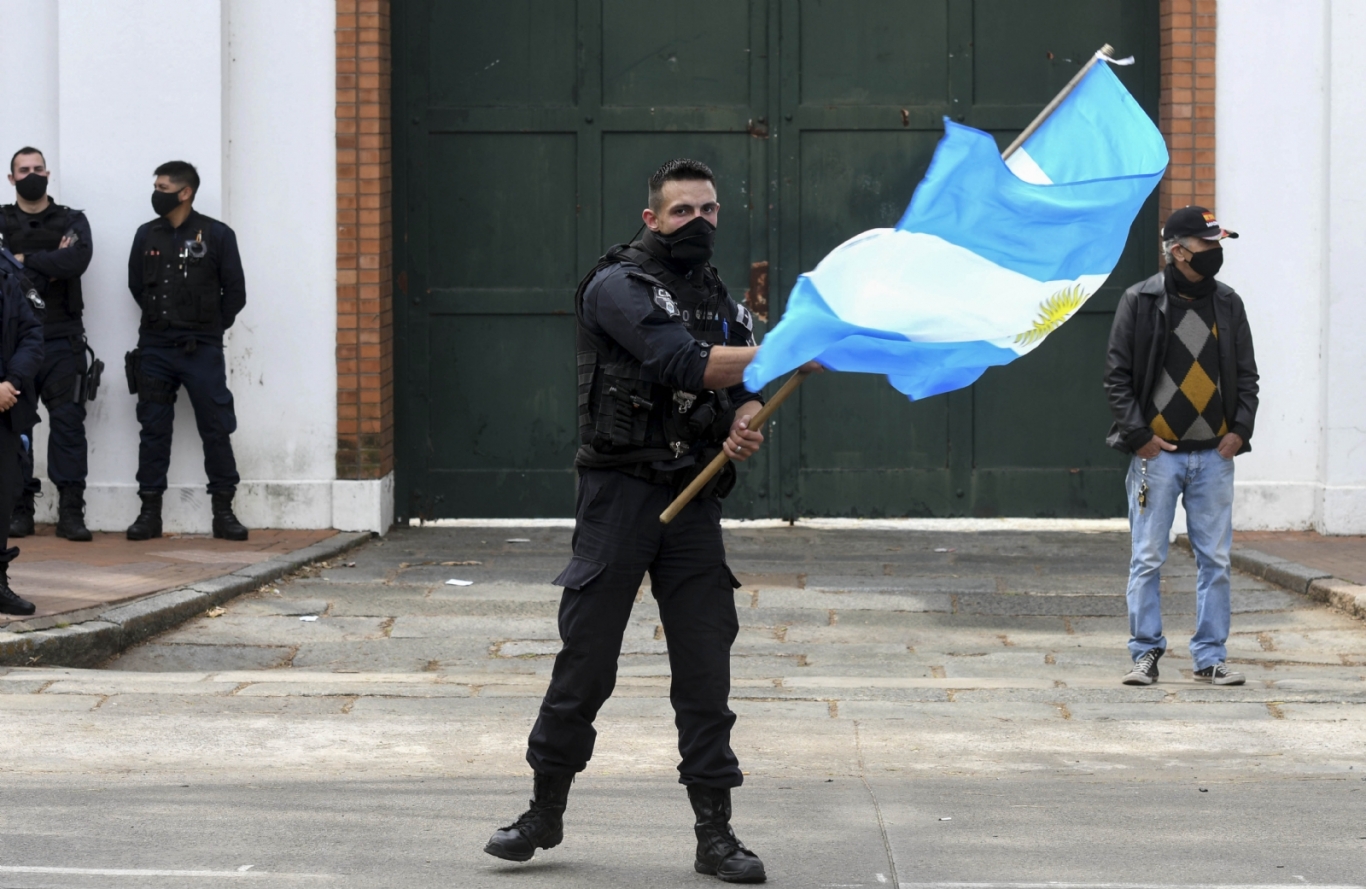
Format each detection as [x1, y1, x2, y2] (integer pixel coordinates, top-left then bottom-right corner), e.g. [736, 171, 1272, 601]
[486, 160, 815, 883]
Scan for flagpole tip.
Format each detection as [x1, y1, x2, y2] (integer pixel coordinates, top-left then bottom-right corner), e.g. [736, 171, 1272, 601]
[1101, 43, 1115, 57]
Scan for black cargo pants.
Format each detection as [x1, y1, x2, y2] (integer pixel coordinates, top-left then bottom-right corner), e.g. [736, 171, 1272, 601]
[134, 343, 239, 494]
[526, 468, 744, 788]
[19, 336, 89, 496]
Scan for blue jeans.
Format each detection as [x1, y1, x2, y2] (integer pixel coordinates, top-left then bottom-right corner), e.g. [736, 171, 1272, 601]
[1125, 449, 1235, 670]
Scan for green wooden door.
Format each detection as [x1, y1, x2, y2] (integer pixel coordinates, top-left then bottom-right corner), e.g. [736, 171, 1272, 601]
[772, 0, 1159, 518]
[393, 0, 1158, 520]
[393, 0, 775, 519]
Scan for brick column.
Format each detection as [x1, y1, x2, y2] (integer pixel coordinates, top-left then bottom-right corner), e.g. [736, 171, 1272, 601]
[1159, 0, 1216, 225]
[336, 0, 394, 481]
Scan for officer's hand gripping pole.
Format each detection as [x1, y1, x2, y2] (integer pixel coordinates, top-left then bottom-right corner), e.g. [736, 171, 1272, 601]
[660, 43, 1115, 525]
[659, 370, 811, 524]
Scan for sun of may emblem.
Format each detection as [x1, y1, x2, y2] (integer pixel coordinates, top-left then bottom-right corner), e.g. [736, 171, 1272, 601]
[1014, 283, 1089, 346]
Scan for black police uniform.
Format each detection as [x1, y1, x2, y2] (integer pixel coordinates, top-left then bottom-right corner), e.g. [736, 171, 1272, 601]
[125, 209, 246, 535]
[0, 247, 46, 612]
[0, 201, 93, 537]
[525, 235, 761, 788]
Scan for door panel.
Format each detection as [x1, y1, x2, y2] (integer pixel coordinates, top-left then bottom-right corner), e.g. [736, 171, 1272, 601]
[428, 2, 578, 107]
[601, 1, 754, 107]
[799, 0, 949, 106]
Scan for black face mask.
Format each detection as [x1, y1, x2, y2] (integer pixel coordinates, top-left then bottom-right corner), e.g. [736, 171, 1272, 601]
[1185, 245, 1223, 279]
[646, 215, 716, 268]
[15, 173, 47, 202]
[152, 189, 183, 218]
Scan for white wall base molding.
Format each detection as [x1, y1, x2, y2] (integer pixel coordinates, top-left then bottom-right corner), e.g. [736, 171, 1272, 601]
[332, 473, 395, 535]
[29, 476, 393, 535]
[1320, 485, 1366, 535]
[1232, 481, 1320, 532]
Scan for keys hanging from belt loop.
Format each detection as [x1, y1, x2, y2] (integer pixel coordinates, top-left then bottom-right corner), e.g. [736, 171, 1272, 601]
[1138, 457, 1149, 513]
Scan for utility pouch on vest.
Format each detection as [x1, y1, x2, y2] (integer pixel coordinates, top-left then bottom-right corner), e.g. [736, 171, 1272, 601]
[124, 348, 141, 395]
[663, 388, 736, 454]
[594, 373, 655, 450]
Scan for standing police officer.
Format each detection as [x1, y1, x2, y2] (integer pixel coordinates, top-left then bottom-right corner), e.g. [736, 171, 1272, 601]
[0, 239, 46, 614]
[485, 160, 803, 884]
[2, 147, 95, 541]
[124, 161, 248, 541]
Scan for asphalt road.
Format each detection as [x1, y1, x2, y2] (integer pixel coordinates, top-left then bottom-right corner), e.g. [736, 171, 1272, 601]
[0, 524, 1362, 887]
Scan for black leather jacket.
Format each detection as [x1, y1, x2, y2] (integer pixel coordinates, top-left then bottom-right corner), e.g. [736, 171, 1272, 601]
[1103, 271, 1258, 454]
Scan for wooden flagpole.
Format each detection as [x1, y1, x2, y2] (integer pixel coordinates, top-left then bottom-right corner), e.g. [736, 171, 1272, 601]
[659, 43, 1116, 524]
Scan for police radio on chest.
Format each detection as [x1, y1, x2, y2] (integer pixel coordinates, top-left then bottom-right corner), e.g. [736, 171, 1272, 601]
[185, 231, 207, 264]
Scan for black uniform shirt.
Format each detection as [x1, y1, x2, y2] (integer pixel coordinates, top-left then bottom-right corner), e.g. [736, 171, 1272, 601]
[8, 204, 93, 287]
[581, 262, 761, 410]
[127, 209, 246, 348]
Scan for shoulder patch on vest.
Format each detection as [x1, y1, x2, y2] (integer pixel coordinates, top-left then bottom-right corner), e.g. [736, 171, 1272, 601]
[25, 288, 45, 310]
[652, 287, 680, 318]
[734, 305, 753, 331]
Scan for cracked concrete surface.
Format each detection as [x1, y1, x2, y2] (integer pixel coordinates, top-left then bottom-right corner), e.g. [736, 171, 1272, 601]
[0, 525, 1363, 887]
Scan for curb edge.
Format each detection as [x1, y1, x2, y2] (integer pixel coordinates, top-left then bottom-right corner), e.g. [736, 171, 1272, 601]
[1175, 533, 1366, 620]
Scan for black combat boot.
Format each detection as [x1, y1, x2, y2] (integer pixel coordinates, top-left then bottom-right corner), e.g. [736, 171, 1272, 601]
[8, 491, 34, 539]
[125, 491, 163, 541]
[211, 490, 249, 541]
[0, 566, 35, 616]
[688, 785, 766, 883]
[484, 772, 574, 862]
[55, 486, 93, 542]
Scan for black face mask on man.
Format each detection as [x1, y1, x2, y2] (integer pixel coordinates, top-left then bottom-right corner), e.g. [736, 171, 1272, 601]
[646, 215, 716, 268]
[15, 173, 48, 202]
[1185, 244, 1223, 279]
[151, 189, 183, 218]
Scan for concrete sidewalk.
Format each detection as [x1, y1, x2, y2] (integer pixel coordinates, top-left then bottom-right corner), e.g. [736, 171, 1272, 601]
[2, 528, 335, 627]
[0, 528, 370, 667]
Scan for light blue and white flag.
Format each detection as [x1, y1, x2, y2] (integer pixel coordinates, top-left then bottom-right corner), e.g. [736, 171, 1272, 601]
[744, 56, 1169, 400]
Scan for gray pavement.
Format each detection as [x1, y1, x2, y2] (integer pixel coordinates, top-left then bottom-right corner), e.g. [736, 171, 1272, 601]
[0, 524, 1364, 887]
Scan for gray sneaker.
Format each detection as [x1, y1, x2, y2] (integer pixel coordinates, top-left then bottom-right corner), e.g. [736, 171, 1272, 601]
[1194, 663, 1245, 685]
[1122, 647, 1163, 685]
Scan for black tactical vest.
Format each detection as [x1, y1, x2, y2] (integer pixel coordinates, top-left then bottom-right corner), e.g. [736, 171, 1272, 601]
[0, 203, 83, 330]
[139, 216, 223, 332]
[575, 241, 740, 476]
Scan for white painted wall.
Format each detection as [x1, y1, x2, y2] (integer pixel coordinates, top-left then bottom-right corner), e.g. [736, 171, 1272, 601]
[0, 1, 389, 533]
[1218, 0, 1366, 533]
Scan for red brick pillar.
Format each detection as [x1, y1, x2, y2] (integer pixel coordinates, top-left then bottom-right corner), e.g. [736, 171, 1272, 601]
[335, 0, 395, 482]
[1160, 0, 1217, 226]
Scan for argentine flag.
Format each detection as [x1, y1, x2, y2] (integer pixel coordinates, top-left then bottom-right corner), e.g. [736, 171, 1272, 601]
[744, 57, 1169, 400]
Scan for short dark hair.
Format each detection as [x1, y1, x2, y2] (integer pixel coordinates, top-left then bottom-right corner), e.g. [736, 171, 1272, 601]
[11, 147, 44, 174]
[155, 160, 200, 198]
[648, 158, 715, 212]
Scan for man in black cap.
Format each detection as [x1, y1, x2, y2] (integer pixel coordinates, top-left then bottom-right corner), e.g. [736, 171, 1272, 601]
[1104, 205, 1258, 688]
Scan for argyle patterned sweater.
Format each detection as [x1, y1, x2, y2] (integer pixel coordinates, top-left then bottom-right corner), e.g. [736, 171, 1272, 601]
[1145, 292, 1227, 451]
